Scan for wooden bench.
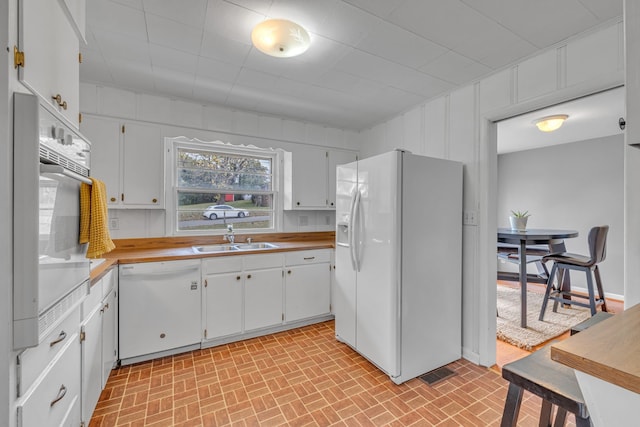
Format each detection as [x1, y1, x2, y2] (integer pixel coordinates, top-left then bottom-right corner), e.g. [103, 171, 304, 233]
[500, 344, 590, 426]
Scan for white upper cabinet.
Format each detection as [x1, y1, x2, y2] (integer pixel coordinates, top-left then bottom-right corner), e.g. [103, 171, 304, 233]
[81, 116, 121, 204]
[328, 150, 358, 208]
[284, 148, 357, 210]
[17, 0, 83, 128]
[121, 122, 164, 207]
[80, 116, 164, 208]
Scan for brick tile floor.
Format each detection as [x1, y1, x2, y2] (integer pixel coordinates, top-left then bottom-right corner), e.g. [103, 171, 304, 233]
[90, 320, 579, 426]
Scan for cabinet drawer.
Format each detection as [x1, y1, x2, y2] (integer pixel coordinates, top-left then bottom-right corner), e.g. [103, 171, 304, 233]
[101, 268, 116, 297]
[285, 249, 331, 266]
[83, 277, 103, 317]
[17, 334, 81, 427]
[202, 256, 243, 274]
[243, 253, 283, 270]
[17, 306, 80, 396]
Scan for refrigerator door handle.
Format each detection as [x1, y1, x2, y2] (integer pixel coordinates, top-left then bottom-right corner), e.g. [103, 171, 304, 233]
[348, 190, 358, 270]
[352, 190, 362, 272]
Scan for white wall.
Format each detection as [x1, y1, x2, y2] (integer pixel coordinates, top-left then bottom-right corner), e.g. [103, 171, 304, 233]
[79, 84, 360, 238]
[359, 19, 625, 366]
[0, 1, 12, 424]
[497, 135, 625, 299]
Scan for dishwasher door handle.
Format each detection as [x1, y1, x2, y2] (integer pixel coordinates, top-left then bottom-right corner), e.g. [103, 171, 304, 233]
[120, 265, 200, 277]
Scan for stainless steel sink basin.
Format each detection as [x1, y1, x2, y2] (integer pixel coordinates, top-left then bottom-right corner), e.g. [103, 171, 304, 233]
[235, 242, 279, 250]
[192, 244, 239, 253]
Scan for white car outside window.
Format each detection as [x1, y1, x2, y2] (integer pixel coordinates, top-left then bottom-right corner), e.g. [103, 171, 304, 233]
[203, 205, 250, 220]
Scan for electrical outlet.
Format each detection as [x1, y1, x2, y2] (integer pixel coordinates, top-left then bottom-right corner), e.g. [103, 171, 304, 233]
[109, 218, 119, 230]
[463, 210, 478, 226]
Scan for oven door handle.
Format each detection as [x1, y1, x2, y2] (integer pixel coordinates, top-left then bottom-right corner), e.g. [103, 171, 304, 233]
[40, 164, 92, 185]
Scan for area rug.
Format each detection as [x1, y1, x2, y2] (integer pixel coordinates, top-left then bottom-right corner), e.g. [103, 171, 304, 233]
[496, 286, 592, 350]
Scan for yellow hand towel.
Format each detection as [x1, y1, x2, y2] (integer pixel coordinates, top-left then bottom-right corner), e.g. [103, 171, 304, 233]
[79, 182, 91, 244]
[79, 177, 115, 258]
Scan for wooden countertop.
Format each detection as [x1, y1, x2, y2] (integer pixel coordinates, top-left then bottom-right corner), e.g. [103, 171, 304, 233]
[550, 303, 640, 394]
[90, 232, 334, 282]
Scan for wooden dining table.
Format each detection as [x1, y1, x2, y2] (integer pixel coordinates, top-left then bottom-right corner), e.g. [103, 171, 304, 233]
[497, 228, 579, 328]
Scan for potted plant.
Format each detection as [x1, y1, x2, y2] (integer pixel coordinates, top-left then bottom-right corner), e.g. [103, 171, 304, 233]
[509, 210, 530, 231]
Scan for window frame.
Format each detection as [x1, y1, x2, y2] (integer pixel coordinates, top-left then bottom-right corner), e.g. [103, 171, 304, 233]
[164, 137, 283, 236]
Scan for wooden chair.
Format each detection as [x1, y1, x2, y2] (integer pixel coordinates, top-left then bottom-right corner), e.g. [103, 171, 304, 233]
[539, 226, 609, 321]
[500, 344, 591, 426]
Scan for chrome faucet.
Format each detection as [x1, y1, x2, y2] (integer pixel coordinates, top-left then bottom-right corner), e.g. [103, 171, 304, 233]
[224, 224, 235, 244]
[246, 237, 253, 244]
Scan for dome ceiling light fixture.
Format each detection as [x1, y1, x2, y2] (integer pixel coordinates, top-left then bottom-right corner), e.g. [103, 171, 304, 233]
[251, 19, 311, 58]
[533, 114, 569, 132]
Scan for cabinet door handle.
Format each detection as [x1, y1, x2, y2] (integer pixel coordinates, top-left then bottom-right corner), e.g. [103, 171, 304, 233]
[110, 197, 116, 202]
[49, 331, 67, 347]
[236, 276, 241, 280]
[287, 270, 292, 275]
[247, 274, 252, 279]
[303, 257, 315, 260]
[50, 384, 67, 407]
[152, 198, 158, 203]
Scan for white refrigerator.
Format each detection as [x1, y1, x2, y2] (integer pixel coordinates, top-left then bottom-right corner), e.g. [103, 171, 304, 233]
[334, 150, 463, 384]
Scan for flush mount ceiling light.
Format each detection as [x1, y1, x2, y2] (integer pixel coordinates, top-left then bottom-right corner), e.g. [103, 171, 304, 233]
[251, 19, 310, 58]
[533, 114, 569, 132]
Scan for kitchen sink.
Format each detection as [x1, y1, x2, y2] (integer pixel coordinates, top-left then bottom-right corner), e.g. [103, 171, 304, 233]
[235, 242, 279, 250]
[192, 244, 239, 253]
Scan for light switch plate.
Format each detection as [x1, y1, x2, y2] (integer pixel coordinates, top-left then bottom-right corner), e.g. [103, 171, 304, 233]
[463, 210, 478, 226]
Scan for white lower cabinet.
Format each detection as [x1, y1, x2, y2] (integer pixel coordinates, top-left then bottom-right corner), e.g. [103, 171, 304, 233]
[202, 254, 284, 341]
[203, 263, 244, 340]
[119, 260, 201, 362]
[285, 250, 331, 322]
[16, 329, 81, 427]
[81, 300, 102, 425]
[101, 285, 118, 387]
[244, 267, 284, 331]
[80, 268, 119, 425]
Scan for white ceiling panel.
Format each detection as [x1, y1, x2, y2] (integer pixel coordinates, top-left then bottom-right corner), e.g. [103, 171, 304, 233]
[146, 14, 204, 55]
[152, 67, 197, 98]
[195, 56, 243, 84]
[356, 19, 448, 70]
[93, 30, 151, 64]
[223, 0, 273, 16]
[142, 0, 208, 28]
[461, 0, 600, 48]
[149, 45, 199, 75]
[235, 68, 279, 90]
[108, 59, 157, 92]
[315, 1, 376, 46]
[204, 0, 267, 45]
[111, 0, 144, 10]
[342, 0, 406, 19]
[315, 70, 360, 93]
[575, 0, 623, 21]
[82, 0, 623, 131]
[420, 50, 492, 85]
[88, 0, 148, 41]
[390, 0, 537, 68]
[267, 0, 339, 34]
[192, 75, 234, 104]
[200, 32, 252, 65]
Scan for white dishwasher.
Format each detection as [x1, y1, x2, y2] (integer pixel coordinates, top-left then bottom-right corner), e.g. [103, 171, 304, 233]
[119, 259, 201, 364]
